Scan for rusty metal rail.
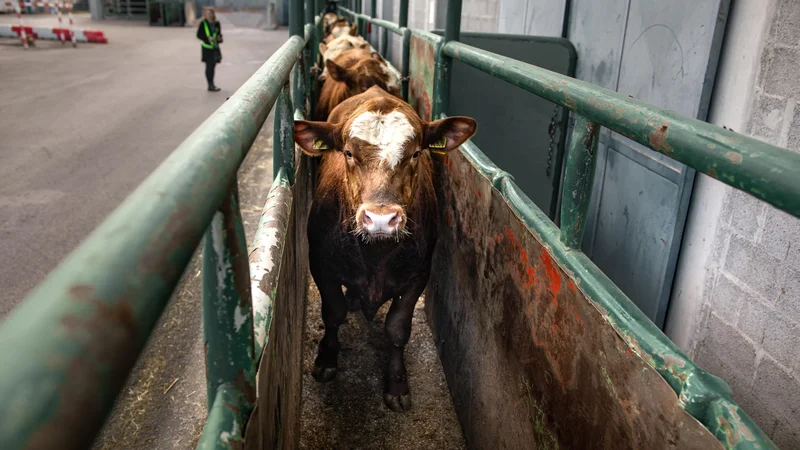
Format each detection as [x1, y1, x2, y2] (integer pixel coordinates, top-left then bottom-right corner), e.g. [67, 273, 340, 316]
[440, 40, 800, 220]
[0, 28, 307, 450]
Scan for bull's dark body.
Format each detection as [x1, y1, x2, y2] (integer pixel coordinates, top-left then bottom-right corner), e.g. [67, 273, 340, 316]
[307, 128, 439, 410]
[308, 160, 437, 320]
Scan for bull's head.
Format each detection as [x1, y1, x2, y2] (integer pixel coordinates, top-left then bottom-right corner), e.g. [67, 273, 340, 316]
[295, 96, 476, 242]
[325, 53, 396, 98]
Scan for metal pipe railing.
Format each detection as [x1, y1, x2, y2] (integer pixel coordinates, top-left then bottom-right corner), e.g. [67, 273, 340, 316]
[441, 40, 800, 220]
[0, 34, 306, 450]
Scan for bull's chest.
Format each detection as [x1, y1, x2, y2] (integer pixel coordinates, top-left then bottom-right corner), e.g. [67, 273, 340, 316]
[327, 238, 429, 301]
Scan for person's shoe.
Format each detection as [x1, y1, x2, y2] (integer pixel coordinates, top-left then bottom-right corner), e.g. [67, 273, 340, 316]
[208, 85, 221, 92]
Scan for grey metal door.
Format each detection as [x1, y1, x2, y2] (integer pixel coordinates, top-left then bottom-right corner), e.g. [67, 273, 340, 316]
[568, 0, 730, 328]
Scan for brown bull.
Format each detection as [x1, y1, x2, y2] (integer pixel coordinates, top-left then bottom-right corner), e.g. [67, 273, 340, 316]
[315, 48, 401, 120]
[294, 86, 477, 411]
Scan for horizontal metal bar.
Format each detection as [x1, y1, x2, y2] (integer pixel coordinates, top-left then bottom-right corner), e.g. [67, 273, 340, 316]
[196, 383, 247, 450]
[0, 35, 305, 449]
[339, 7, 404, 35]
[442, 40, 800, 220]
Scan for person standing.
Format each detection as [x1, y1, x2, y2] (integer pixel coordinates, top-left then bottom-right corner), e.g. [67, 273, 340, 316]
[197, 8, 222, 92]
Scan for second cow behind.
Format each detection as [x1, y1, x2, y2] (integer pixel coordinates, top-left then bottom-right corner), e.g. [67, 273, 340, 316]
[316, 48, 401, 120]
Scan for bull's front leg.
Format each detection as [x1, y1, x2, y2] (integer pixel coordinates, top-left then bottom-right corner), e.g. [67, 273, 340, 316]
[383, 278, 427, 412]
[313, 277, 348, 382]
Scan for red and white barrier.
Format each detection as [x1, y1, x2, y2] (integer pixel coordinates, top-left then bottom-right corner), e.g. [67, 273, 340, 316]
[0, 25, 108, 43]
[1, 0, 107, 47]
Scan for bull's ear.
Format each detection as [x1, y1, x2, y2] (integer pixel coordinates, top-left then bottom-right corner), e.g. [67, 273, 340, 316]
[326, 59, 350, 83]
[370, 52, 385, 62]
[422, 116, 477, 153]
[350, 23, 358, 35]
[295, 121, 340, 156]
[319, 42, 328, 56]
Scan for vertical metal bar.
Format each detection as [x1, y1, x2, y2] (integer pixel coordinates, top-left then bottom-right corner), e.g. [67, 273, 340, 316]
[274, 83, 296, 183]
[202, 179, 256, 413]
[398, 0, 408, 28]
[370, 0, 376, 17]
[444, 0, 462, 42]
[436, 0, 462, 117]
[559, 115, 600, 249]
[561, 0, 572, 39]
[304, 0, 315, 116]
[305, 0, 314, 23]
[401, 28, 410, 101]
[292, 60, 306, 124]
[289, 0, 303, 36]
[381, 27, 388, 57]
[196, 384, 247, 449]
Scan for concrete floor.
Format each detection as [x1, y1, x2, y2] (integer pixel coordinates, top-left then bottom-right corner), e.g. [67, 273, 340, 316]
[0, 13, 285, 316]
[0, 13, 282, 448]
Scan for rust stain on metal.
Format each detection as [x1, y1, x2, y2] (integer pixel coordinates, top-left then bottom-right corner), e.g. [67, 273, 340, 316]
[661, 354, 688, 383]
[137, 203, 198, 284]
[725, 151, 743, 164]
[718, 416, 740, 446]
[649, 121, 675, 155]
[27, 284, 140, 449]
[707, 168, 718, 179]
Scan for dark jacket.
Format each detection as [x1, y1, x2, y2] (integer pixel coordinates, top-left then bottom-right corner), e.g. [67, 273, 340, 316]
[197, 19, 222, 63]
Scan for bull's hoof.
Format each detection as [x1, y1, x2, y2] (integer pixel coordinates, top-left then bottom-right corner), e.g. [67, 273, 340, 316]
[383, 393, 412, 412]
[312, 366, 337, 382]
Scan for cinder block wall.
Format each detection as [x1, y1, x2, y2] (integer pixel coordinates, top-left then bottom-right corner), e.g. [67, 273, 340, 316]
[685, 0, 800, 447]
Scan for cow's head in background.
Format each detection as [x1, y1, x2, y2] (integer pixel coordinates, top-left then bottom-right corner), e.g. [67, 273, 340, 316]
[325, 53, 394, 96]
[295, 92, 476, 242]
[326, 20, 358, 42]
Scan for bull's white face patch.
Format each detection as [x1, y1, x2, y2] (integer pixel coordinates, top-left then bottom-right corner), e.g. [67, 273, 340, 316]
[349, 111, 415, 169]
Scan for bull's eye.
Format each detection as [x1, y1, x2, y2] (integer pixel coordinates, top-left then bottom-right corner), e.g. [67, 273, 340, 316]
[412, 151, 421, 159]
[344, 150, 353, 158]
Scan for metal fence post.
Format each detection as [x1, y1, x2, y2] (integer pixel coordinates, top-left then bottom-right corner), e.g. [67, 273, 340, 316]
[304, 0, 315, 116]
[202, 178, 256, 413]
[401, 28, 410, 101]
[274, 82, 296, 183]
[559, 115, 600, 249]
[398, 0, 408, 28]
[435, 0, 461, 117]
[289, 0, 303, 36]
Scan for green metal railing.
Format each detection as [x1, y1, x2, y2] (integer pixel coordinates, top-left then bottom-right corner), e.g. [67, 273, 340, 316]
[0, 1, 313, 448]
[0, 0, 796, 448]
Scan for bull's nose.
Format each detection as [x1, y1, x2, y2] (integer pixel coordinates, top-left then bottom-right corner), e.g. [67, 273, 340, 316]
[363, 210, 401, 233]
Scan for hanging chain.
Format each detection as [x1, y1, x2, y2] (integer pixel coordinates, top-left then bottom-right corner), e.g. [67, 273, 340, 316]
[546, 104, 561, 178]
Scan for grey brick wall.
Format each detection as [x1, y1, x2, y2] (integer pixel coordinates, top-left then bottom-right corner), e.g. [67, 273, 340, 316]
[689, 1, 800, 447]
[460, 0, 499, 32]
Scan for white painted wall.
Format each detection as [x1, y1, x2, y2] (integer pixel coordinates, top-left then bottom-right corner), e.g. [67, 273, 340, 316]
[497, 0, 564, 36]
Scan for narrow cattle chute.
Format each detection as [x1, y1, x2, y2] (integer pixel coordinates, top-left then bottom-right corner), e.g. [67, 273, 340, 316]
[0, 0, 796, 449]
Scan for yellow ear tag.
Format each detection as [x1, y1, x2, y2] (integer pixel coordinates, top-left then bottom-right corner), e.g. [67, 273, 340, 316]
[429, 136, 447, 149]
[312, 138, 330, 150]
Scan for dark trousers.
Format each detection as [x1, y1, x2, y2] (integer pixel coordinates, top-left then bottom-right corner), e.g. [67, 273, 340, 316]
[205, 61, 216, 86]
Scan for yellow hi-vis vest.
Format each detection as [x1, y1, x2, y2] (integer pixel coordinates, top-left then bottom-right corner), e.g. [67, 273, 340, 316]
[201, 20, 218, 49]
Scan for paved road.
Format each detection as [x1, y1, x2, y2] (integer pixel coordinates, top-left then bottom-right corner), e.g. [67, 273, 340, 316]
[0, 14, 285, 316]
